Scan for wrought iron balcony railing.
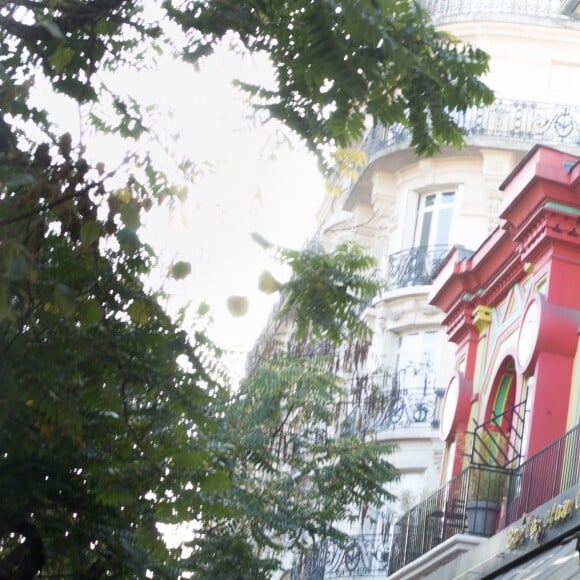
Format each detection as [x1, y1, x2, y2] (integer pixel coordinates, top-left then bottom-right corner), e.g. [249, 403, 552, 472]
[388, 421, 580, 576]
[289, 423, 580, 578]
[362, 99, 580, 161]
[290, 533, 391, 579]
[386, 245, 453, 290]
[388, 463, 512, 575]
[339, 385, 440, 435]
[337, 366, 442, 435]
[419, 0, 565, 22]
[506, 421, 580, 526]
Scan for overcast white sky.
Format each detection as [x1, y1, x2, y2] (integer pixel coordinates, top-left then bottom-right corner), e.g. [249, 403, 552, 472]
[35, 40, 327, 377]
[140, 48, 326, 368]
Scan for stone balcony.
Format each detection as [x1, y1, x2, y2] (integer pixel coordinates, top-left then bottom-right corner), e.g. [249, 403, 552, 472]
[362, 98, 580, 163]
[419, 0, 567, 24]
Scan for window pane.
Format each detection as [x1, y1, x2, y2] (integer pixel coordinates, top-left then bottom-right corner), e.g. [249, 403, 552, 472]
[398, 333, 419, 370]
[397, 331, 441, 392]
[418, 212, 432, 247]
[435, 207, 453, 246]
[415, 191, 455, 248]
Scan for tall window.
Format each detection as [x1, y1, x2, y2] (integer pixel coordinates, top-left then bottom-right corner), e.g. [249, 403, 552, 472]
[396, 330, 441, 392]
[415, 191, 455, 248]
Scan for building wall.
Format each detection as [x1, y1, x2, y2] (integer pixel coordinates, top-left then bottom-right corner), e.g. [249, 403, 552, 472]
[307, 4, 580, 551]
[285, 5, 580, 578]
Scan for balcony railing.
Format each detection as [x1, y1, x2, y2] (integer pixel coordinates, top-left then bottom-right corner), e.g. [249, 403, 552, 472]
[337, 366, 442, 435]
[290, 533, 391, 579]
[339, 385, 440, 435]
[362, 99, 580, 161]
[506, 422, 580, 525]
[388, 463, 511, 575]
[419, 0, 565, 22]
[291, 423, 580, 578]
[388, 421, 580, 576]
[386, 245, 453, 290]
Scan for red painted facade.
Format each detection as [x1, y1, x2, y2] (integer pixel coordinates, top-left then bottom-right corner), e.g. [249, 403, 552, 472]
[430, 146, 580, 478]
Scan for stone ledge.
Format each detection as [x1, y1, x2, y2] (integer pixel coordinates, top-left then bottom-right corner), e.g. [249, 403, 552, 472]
[388, 534, 485, 580]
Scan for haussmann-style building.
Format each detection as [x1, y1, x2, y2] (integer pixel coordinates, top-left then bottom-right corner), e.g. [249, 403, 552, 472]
[274, 1, 580, 578]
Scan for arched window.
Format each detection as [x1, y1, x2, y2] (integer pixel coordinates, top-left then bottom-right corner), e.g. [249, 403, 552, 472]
[473, 356, 525, 469]
[488, 358, 516, 434]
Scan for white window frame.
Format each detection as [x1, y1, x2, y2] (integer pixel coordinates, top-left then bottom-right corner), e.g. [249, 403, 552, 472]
[414, 190, 455, 249]
[395, 330, 442, 393]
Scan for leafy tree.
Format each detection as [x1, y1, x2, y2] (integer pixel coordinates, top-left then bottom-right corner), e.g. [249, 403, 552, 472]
[189, 244, 399, 578]
[278, 243, 378, 343]
[1, 1, 492, 170]
[0, 135, 231, 578]
[167, 0, 494, 164]
[0, 0, 492, 577]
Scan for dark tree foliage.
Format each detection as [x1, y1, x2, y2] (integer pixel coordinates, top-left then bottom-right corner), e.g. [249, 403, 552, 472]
[0, 135, 229, 579]
[0, 0, 491, 576]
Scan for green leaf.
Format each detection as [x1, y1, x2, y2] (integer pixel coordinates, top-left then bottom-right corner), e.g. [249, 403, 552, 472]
[170, 261, 191, 280]
[116, 227, 141, 253]
[200, 470, 230, 493]
[258, 271, 281, 294]
[80, 221, 101, 246]
[120, 203, 140, 230]
[226, 295, 248, 317]
[127, 299, 149, 324]
[79, 299, 104, 326]
[115, 188, 131, 204]
[54, 283, 76, 317]
[48, 44, 74, 72]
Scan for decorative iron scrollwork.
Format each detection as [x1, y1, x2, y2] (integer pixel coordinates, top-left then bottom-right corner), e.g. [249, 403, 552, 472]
[419, 0, 564, 22]
[362, 99, 580, 162]
[338, 368, 441, 435]
[291, 534, 391, 579]
[386, 245, 453, 290]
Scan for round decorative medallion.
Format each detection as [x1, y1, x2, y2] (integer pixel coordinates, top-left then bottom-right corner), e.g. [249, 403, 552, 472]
[553, 112, 574, 138]
[440, 373, 472, 442]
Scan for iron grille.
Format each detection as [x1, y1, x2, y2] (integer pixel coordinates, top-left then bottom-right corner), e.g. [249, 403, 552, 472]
[386, 245, 453, 290]
[291, 533, 391, 579]
[362, 99, 580, 161]
[471, 399, 528, 469]
[506, 422, 580, 526]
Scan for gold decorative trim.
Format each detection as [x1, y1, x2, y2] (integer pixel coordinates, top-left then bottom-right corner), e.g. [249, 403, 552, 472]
[473, 305, 492, 332]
